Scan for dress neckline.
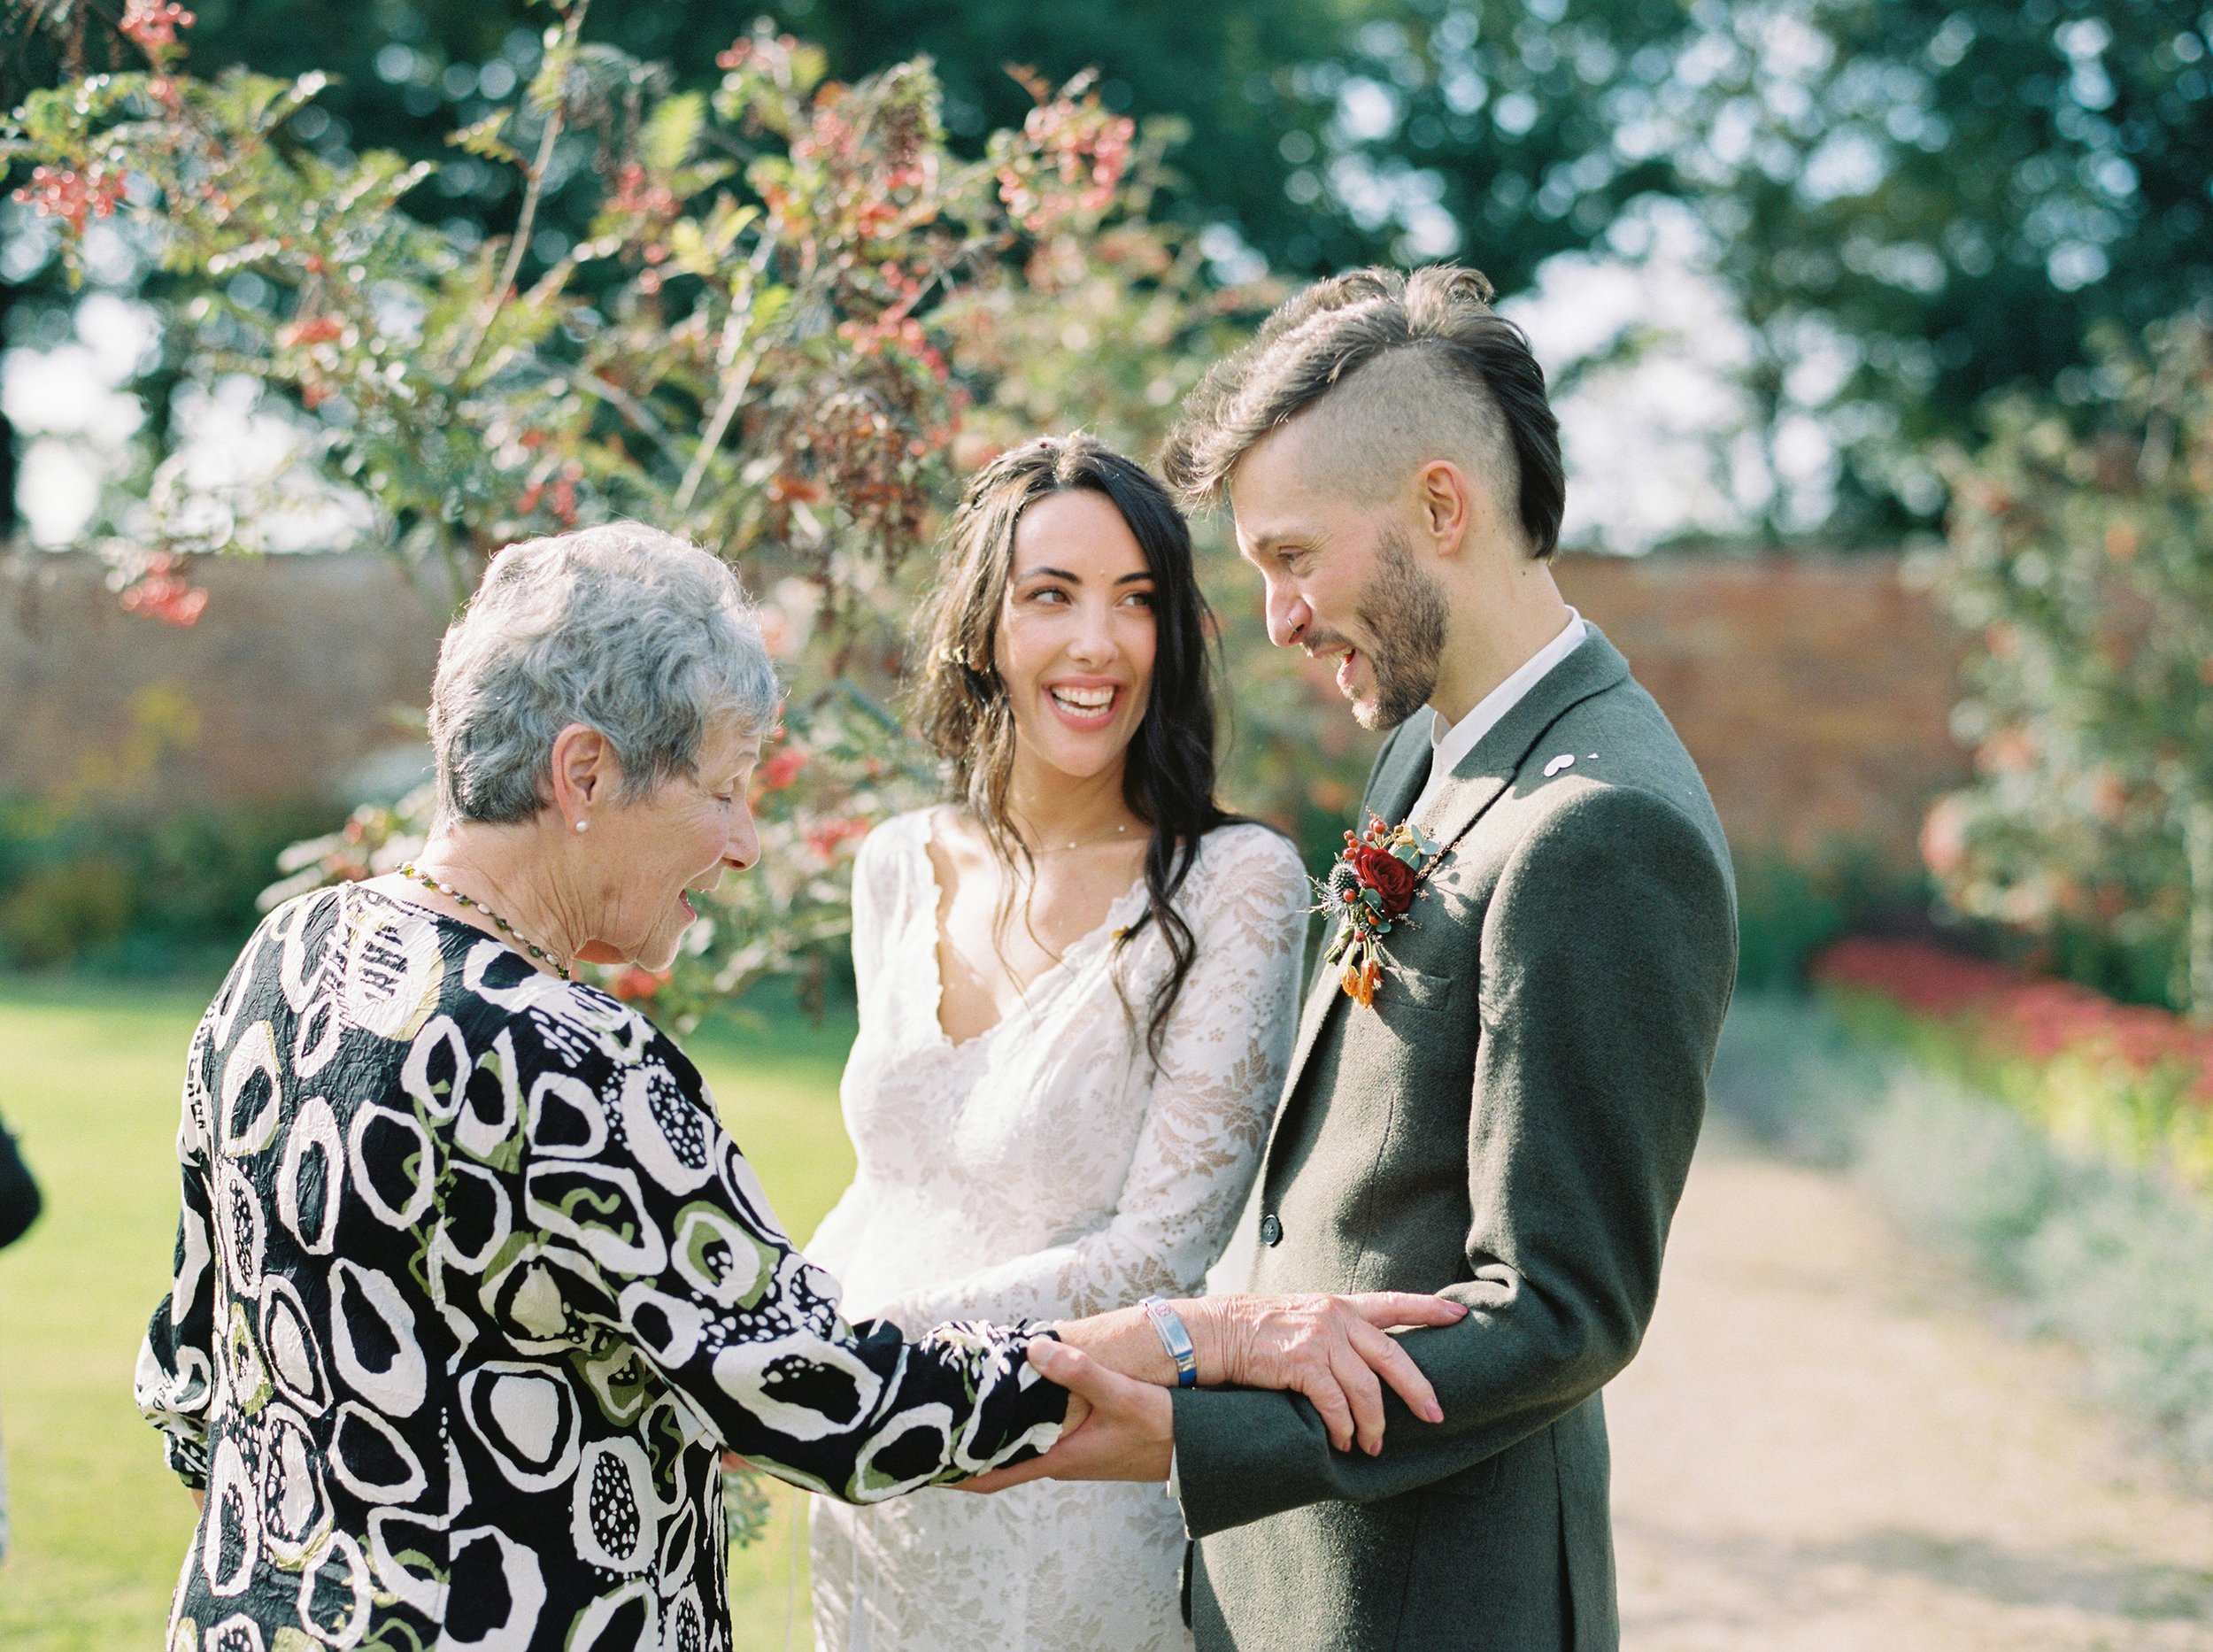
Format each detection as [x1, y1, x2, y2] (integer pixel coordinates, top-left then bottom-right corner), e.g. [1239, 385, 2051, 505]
[909, 807, 1155, 1054]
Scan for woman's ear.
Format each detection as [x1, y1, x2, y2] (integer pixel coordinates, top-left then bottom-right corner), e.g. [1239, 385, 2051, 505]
[547, 722, 621, 823]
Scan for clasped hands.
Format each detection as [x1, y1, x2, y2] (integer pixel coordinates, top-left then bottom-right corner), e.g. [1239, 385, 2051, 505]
[959, 1290, 1467, 1493]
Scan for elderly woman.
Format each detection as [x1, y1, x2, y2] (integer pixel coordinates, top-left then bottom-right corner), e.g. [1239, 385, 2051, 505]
[135, 524, 1456, 1652]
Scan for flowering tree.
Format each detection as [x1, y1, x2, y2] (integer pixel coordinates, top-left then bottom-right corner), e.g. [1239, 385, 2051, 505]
[3, 0, 1299, 1023]
[9, 4, 1140, 602]
[1922, 314, 2213, 1016]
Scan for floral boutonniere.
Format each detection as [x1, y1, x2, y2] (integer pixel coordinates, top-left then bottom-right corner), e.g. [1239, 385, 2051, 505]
[1316, 814, 1443, 1007]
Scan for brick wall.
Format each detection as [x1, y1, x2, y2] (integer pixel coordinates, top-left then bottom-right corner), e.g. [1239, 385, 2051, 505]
[0, 549, 444, 811]
[1, 547, 1970, 862]
[1558, 552, 1969, 864]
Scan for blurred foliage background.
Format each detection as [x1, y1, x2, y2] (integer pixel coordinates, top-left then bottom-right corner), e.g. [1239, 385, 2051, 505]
[1, 0, 2211, 1011]
[7, 0, 2211, 541]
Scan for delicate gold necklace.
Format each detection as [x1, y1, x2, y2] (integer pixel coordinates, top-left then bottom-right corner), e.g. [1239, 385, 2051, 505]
[1038, 820, 1137, 853]
[398, 862, 572, 980]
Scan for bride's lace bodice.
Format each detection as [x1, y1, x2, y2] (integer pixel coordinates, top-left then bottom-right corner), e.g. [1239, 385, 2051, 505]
[809, 811, 1308, 1331]
[808, 810, 1309, 1651]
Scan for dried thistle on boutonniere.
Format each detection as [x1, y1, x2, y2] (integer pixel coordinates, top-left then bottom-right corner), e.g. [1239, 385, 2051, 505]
[1315, 814, 1443, 1007]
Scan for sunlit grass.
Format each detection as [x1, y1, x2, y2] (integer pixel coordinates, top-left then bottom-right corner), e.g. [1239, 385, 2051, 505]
[0, 976, 856, 1652]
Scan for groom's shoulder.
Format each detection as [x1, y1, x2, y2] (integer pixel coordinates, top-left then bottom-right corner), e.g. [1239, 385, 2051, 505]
[1559, 669, 1705, 785]
[1507, 675, 1728, 870]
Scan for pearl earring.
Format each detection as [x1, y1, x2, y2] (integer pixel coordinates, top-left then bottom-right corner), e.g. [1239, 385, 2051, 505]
[574, 818, 589, 833]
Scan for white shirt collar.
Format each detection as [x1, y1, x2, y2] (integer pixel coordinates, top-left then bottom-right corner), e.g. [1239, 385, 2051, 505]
[1413, 607, 1586, 821]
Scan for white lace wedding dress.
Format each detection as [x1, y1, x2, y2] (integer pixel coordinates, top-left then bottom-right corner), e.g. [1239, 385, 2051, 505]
[806, 808, 1309, 1652]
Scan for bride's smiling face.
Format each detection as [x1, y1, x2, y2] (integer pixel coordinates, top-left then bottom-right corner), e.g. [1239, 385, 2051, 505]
[993, 489, 1158, 784]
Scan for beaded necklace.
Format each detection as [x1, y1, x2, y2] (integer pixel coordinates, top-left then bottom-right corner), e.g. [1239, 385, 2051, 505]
[397, 861, 572, 980]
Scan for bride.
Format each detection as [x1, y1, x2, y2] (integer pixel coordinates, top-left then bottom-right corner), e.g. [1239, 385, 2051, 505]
[807, 435, 1309, 1649]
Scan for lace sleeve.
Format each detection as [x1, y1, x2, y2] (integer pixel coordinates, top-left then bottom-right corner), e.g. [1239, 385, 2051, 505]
[883, 827, 1310, 1328]
[844, 814, 908, 1013]
[804, 816, 906, 1282]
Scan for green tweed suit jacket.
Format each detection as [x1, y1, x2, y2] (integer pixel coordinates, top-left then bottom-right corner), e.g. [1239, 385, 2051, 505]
[1173, 626, 1737, 1652]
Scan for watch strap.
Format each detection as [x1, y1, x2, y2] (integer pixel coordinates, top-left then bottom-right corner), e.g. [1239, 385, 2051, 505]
[1138, 1294, 1199, 1388]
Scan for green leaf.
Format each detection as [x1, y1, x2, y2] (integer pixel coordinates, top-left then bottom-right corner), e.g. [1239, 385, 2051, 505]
[449, 112, 521, 168]
[748, 282, 793, 335]
[263, 71, 331, 134]
[207, 66, 312, 134]
[329, 153, 435, 218]
[670, 160, 736, 198]
[527, 50, 571, 117]
[787, 42, 830, 95]
[639, 91, 705, 175]
[206, 240, 286, 275]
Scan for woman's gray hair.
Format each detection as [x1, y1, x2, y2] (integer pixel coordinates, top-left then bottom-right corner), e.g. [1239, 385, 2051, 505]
[428, 523, 781, 826]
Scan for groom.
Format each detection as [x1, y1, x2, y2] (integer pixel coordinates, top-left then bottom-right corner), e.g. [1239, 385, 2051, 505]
[993, 265, 1738, 1651]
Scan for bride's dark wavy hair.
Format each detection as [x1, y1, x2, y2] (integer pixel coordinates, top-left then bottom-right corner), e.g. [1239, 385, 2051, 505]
[912, 433, 1238, 1065]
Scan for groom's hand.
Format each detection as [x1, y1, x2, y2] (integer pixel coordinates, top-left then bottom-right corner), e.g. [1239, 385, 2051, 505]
[956, 1339, 1171, 1492]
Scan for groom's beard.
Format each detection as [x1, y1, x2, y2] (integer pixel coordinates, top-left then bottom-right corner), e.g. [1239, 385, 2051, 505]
[1348, 529, 1448, 731]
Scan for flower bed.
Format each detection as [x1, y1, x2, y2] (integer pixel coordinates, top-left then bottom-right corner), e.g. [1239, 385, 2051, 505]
[1812, 937, 2213, 1195]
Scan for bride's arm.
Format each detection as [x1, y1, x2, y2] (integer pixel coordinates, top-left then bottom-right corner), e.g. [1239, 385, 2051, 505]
[876, 830, 1311, 1332]
[802, 1176, 868, 1283]
[800, 817, 900, 1283]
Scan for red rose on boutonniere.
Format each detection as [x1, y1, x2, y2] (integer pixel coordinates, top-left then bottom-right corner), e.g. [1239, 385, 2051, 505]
[1312, 814, 1444, 1008]
[1350, 844, 1419, 916]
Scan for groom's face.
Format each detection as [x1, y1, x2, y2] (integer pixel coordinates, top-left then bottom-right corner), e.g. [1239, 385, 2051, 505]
[1230, 420, 1449, 732]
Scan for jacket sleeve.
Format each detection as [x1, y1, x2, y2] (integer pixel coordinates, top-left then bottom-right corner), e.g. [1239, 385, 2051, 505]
[135, 1019, 220, 1490]
[875, 830, 1310, 1329]
[500, 1005, 1069, 1504]
[1170, 784, 1736, 1536]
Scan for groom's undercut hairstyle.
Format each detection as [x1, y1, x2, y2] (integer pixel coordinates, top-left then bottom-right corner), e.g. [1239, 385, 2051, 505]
[1160, 264, 1566, 560]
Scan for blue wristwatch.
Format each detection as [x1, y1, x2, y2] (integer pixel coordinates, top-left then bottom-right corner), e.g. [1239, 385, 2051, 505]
[1138, 1294, 1199, 1388]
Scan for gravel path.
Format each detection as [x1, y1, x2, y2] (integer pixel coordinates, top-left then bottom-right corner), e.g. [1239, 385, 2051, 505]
[1608, 1125, 2213, 1651]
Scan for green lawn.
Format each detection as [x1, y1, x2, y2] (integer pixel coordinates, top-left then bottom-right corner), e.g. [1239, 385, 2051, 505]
[0, 977, 858, 1652]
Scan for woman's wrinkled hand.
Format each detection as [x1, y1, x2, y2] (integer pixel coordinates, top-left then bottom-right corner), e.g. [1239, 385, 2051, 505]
[1192, 1292, 1466, 1457]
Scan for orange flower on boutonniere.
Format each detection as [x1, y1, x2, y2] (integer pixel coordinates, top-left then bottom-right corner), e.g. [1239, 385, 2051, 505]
[1315, 814, 1443, 1007]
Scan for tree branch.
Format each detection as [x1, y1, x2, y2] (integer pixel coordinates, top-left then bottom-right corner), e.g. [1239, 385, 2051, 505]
[451, 0, 590, 383]
[674, 236, 780, 514]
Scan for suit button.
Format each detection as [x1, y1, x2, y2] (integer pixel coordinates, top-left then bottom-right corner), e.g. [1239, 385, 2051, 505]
[1259, 1213, 1283, 1247]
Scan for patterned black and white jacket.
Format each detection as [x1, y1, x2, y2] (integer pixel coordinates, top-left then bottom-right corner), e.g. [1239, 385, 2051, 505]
[137, 882, 1067, 1652]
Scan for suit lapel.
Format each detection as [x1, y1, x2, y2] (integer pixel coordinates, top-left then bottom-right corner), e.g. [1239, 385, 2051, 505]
[1355, 721, 1432, 839]
[1410, 628, 1631, 861]
[1259, 627, 1636, 1193]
